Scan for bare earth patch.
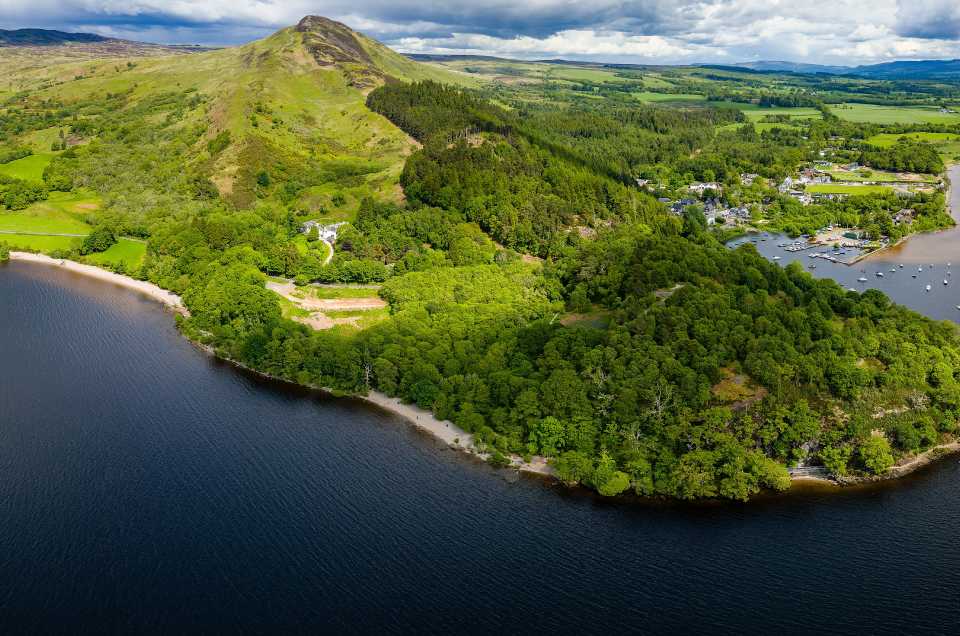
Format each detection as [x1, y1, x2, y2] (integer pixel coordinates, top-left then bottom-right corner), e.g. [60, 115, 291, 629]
[294, 313, 361, 330]
[402, 133, 423, 155]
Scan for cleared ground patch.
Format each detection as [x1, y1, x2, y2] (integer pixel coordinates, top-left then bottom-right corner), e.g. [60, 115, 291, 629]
[267, 281, 388, 330]
[559, 310, 613, 330]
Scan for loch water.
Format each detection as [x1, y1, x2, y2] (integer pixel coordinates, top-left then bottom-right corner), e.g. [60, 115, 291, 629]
[731, 164, 960, 322]
[4, 183, 960, 634]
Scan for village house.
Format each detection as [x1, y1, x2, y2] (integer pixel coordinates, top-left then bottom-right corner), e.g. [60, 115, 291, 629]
[303, 221, 349, 241]
[739, 173, 759, 185]
[895, 209, 915, 226]
[688, 182, 723, 195]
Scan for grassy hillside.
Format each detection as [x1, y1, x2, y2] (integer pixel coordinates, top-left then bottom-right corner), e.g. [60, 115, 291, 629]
[5, 17, 477, 215]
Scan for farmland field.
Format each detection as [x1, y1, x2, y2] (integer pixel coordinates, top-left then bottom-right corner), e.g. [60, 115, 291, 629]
[834, 103, 960, 125]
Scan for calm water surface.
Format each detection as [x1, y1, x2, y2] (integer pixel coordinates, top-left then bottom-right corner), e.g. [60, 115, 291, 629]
[736, 164, 960, 322]
[4, 200, 960, 633]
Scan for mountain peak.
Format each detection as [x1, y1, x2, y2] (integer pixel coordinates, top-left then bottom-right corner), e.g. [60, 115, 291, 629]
[295, 15, 400, 88]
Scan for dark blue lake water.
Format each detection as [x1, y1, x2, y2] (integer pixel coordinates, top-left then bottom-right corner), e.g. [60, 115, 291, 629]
[4, 182, 960, 633]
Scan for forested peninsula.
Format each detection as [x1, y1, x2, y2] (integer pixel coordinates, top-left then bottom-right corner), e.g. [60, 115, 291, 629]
[4, 17, 960, 500]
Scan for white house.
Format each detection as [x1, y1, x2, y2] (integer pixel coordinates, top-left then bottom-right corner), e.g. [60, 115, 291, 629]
[303, 221, 349, 241]
[689, 182, 723, 195]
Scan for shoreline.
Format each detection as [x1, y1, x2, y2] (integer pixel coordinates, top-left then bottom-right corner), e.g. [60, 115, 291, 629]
[789, 440, 960, 486]
[191, 343, 556, 478]
[6, 252, 186, 310]
[9, 253, 958, 496]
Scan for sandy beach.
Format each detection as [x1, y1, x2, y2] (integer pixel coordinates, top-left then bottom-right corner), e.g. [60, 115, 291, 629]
[362, 390, 554, 476]
[8, 252, 185, 309]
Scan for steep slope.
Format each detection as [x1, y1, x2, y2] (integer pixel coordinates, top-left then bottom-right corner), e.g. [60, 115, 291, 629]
[12, 17, 478, 211]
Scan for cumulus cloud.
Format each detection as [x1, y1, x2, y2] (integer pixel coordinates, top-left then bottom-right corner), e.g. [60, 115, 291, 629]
[2, 0, 960, 64]
[894, 0, 960, 39]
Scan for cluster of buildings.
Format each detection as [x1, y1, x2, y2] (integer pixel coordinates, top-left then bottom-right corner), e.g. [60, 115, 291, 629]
[658, 195, 751, 225]
[302, 220, 349, 241]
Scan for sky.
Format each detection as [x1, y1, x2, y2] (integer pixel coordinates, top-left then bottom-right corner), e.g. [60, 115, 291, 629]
[3, 0, 960, 66]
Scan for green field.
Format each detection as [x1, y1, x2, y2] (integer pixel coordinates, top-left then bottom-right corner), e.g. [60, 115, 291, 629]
[834, 103, 960, 125]
[716, 122, 802, 134]
[632, 92, 706, 102]
[711, 102, 823, 119]
[0, 234, 76, 252]
[807, 184, 895, 195]
[830, 170, 937, 183]
[867, 132, 959, 146]
[0, 190, 97, 234]
[85, 239, 147, 265]
[0, 212, 88, 234]
[0, 153, 53, 181]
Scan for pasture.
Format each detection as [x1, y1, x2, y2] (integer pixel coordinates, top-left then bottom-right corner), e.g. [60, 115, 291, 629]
[0, 153, 53, 181]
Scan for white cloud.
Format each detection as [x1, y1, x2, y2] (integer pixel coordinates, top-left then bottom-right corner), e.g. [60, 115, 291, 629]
[1, 0, 960, 64]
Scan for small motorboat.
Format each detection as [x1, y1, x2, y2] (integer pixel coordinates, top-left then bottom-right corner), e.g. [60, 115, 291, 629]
[927, 285, 932, 291]
[876, 272, 883, 277]
[913, 274, 917, 278]
[809, 264, 817, 269]
[848, 288, 856, 292]
[858, 277, 867, 282]
[773, 256, 781, 260]
[900, 264, 904, 267]
[890, 269, 896, 272]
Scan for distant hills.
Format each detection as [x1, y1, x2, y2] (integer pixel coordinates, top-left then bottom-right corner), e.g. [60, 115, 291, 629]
[724, 61, 852, 75]
[0, 28, 109, 47]
[8, 26, 960, 79]
[726, 59, 960, 78]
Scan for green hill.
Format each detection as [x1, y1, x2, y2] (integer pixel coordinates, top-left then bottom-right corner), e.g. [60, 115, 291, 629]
[9, 16, 475, 210]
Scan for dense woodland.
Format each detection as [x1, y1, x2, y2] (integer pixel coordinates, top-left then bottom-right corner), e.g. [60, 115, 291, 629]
[4, 78, 960, 499]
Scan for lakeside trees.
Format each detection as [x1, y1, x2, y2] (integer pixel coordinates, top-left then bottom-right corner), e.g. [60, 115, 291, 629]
[5, 75, 959, 499]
